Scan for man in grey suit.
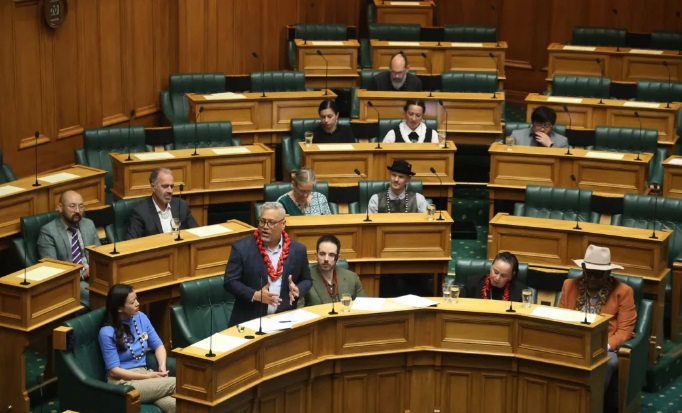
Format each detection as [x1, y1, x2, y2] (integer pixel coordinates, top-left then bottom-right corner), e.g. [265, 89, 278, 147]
[38, 190, 101, 307]
[511, 105, 569, 148]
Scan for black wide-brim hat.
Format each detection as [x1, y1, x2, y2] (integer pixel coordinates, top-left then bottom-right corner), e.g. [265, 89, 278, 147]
[387, 159, 415, 176]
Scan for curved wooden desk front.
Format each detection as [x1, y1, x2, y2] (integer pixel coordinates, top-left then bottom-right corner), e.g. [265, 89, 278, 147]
[173, 299, 610, 413]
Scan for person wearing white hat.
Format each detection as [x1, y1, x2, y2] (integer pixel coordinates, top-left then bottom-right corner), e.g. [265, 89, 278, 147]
[558, 244, 637, 412]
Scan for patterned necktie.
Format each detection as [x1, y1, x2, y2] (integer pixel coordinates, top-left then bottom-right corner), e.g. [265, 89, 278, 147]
[69, 227, 83, 265]
[408, 131, 419, 143]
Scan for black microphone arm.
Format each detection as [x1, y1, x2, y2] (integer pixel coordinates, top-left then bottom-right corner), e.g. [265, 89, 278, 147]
[32, 131, 41, 187]
[488, 52, 498, 99]
[663, 60, 672, 108]
[256, 271, 267, 336]
[429, 167, 445, 221]
[595, 58, 605, 104]
[110, 200, 120, 255]
[20, 227, 30, 285]
[175, 183, 185, 241]
[580, 262, 591, 324]
[420, 52, 433, 97]
[490, 4, 500, 47]
[316, 50, 329, 95]
[438, 99, 449, 149]
[252, 52, 266, 97]
[562, 104, 573, 155]
[205, 293, 216, 357]
[354, 169, 372, 222]
[634, 111, 643, 161]
[612, 8, 621, 51]
[570, 175, 581, 230]
[367, 101, 382, 149]
[126, 109, 135, 161]
[650, 194, 659, 239]
[192, 106, 204, 156]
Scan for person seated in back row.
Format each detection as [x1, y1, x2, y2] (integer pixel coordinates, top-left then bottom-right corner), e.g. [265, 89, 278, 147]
[462, 251, 527, 302]
[382, 99, 439, 144]
[369, 52, 422, 92]
[510, 105, 569, 148]
[313, 99, 355, 144]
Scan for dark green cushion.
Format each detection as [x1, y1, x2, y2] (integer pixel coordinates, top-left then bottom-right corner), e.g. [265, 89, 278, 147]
[441, 71, 498, 93]
[551, 75, 611, 99]
[105, 197, 146, 244]
[12, 210, 60, 267]
[443, 25, 496, 43]
[636, 80, 682, 103]
[250, 71, 306, 93]
[572, 26, 627, 47]
[172, 121, 235, 150]
[594, 126, 663, 186]
[513, 185, 600, 223]
[161, 72, 225, 125]
[0, 149, 17, 184]
[368, 23, 421, 41]
[651, 31, 682, 51]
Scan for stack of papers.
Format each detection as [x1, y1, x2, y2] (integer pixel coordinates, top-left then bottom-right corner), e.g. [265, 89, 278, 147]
[531, 306, 597, 323]
[134, 152, 174, 160]
[391, 294, 439, 308]
[16, 266, 63, 282]
[190, 333, 250, 353]
[351, 297, 386, 311]
[39, 172, 79, 183]
[0, 185, 25, 197]
[186, 225, 233, 237]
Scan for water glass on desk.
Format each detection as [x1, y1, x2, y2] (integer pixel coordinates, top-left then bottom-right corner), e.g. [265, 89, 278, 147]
[442, 282, 452, 302]
[438, 131, 447, 148]
[427, 204, 436, 221]
[171, 218, 181, 237]
[304, 131, 314, 147]
[522, 288, 532, 308]
[341, 293, 352, 312]
[505, 136, 515, 151]
[450, 285, 460, 303]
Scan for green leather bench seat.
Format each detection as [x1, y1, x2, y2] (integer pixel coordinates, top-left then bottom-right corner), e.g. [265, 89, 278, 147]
[651, 31, 682, 51]
[551, 75, 611, 99]
[250, 71, 306, 93]
[572, 26, 627, 47]
[254, 182, 339, 219]
[287, 24, 349, 69]
[105, 196, 146, 244]
[172, 121, 239, 150]
[513, 185, 600, 223]
[160, 72, 226, 124]
[12, 210, 59, 267]
[0, 149, 17, 184]
[441, 71, 498, 93]
[282, 118, 352, 176]
[443, 25, 497, 43]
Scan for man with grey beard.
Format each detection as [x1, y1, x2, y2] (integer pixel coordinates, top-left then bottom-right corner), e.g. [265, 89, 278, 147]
[369, 52, 423, 91]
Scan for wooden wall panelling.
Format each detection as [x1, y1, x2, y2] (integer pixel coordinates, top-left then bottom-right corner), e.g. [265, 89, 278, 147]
[99, 0, 129, 126]
[435, 0, 498, 26]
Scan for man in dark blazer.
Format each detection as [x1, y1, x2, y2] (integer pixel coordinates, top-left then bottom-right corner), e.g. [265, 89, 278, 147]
[127, 167, 198, 239]
[369, 52, 423, 92]
[224, 202, 312, 327]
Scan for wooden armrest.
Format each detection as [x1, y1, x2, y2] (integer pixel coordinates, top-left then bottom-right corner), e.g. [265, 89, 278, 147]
[53, 326, 73, 351]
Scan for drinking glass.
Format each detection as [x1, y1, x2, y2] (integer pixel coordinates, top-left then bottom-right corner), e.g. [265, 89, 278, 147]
[450, 285, 460, 303]
[505, 136, 515, 151]
[522, 288, 533, 308]
[427, 204, 436, 221]
[442, 282, 452, 302]
[437, 131, 447, 148]
[171, 218, 181, 237]
[304, 131, 314, 147]
[341, 293, 352, 312]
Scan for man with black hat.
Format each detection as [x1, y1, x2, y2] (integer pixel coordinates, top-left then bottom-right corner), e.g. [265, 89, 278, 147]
[368, 159, 428, 214]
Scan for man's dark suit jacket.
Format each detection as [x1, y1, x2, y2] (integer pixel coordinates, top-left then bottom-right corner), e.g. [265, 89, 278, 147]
[223, 234, 312, 327]
[369, 71, 423, 91]
[126, 196, 198, 240]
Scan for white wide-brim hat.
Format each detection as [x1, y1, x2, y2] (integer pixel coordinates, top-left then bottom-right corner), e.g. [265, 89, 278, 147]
[573, 245, 624, 271]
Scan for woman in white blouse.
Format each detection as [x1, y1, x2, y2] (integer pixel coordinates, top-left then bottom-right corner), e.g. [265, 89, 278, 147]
[382, 98, 439, 143]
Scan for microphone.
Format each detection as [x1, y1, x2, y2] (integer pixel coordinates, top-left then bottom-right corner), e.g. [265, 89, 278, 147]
[438, 99, 449, 149]
[612, 8, 621, 51]
[110, 201, 120, 255]
[20, 227, 30, 285]
[32, 131, 41, 187]
[420, 52, 433, 97]
[505, 296, 515, 313]
[256, 271, 267, 336]
[595, 58, 605, 104]
[175, 183, 185, 242]
[634, 111, 643, 161]
[126, 109, 135, 161]
[354, 169, 372, 222]
[367, 101, 382, 149]
[490, 4, 500, 47]
[650, 194, 659, 239]
[562, 104, 573, 155]
[205, 292, 216, 357]
[251, 52, 266, 98]
[192, 106, 204, 156]
[570, 175, 581, 230]
[430, 167, 445, 221]
[328, 291, 338, 315]
[663, 61, 672, 108]
[316, 50, 329, 96]
[488, 52, 498, 99]
[580, 262, 591, 325]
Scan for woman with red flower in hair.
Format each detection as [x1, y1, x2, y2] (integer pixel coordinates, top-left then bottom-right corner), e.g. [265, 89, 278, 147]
[462, 252, 527, 302]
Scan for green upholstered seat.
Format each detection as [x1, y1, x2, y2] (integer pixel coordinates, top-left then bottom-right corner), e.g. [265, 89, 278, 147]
[11, 210, 60, 267]
[651, 31, 682, 51]
[443, 25, 497, 43]
[551, 75, 611, 99]
[281, 118, 352, 176]
[562, 271, 652, 413]
[571, 26, 627, 47]
[593, 126, 665, 187]
[250, 71, 306, 93]
[160, 73, 226, 124]
[171, 121, 240, 150]
[360, 23, 421, 69]
[254, 182, 339, 218]
[443, 258, 533, 300]
[349, 179, 425, 214]
[287, 24, 348, 69]
[441, 71, 498, 93]
[0, 149, 17, 184]
[377, 118, 438, 141]
[513, 185, 600, 223]
[105, 196, 146, 244]
[503, 122, 567, 138]
[169, 275, 235, 349]
[636, 80, 682, 103]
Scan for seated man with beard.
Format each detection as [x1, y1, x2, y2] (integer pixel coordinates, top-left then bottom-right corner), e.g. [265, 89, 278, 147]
[369, 52, 422, 92]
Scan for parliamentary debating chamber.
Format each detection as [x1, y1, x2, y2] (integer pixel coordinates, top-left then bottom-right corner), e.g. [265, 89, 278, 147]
[1, 0, 682, 412]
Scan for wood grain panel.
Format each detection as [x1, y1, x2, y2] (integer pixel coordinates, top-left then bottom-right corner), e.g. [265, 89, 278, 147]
[53, 1, 83, 140]
[130, 0, 157, 117]
[99, 0, 128, 126]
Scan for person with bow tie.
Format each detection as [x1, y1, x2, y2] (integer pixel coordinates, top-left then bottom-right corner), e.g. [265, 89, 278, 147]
[381, 99, 439, 144]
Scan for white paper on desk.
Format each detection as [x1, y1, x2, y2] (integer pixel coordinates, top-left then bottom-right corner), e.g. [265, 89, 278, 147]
[562, 45, 596, 52]
[389, 1, 420, 5]
[190, 333, 250, 353]
[311, 41, 345, 46]
[134, 152, 175, 160]
[387, 41, 421, 47]
[317, 144, 355, 151]
[546, 96, 584, 104]
[241, 317, 293, 333]
[270, 309, 320, 325]
[531, 306, 597, 323]
[38, 172, 79, 183]
[204, 92, 247, 100]
[17, 265, 64, 282]
[668, 158, 682, 165]
[623, 101, 661, 109]
[450, 42, 484, 48]
[585, 151, 625, 160]
[186, 225, 233, 237]
[392, 294, 439, 308]
[629, 49, 663, 55]
[0, 185, 25, 197]
[352, 297, 386, 311]
[212, 147, 250, 155]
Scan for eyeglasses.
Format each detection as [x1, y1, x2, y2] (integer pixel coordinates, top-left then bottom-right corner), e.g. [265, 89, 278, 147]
[533, 122, 553, 129]
[258, 218, 284, 228]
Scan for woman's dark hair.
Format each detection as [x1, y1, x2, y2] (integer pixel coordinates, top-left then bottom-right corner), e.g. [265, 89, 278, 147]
[493, 251, 519, 279]
[530, 105, 557, 125]
[103, 283, 134, 351]
[318, 99, 339, 115]
[403, 98, 426, 113]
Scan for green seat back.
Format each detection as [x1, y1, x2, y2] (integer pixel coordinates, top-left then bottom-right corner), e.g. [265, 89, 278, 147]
[636, 80, 682, 103]
[572, 26, 627, 47]
[283, 118, 352, 174]
[172, 121, 236, 150]
[378, 118, 439, 140]
[0, 149, 17, 184]
[160, 72, 225, 124]
[513, 185, 600, 223]
[368, 23, 421, 41]
[105, 196, 146, 244]
[594, 126, 663, 186]
[12, 210, 60, 267]
[356, 179, 424, 213]
[288, 24, 349, 69]
[651, 31, 682, 51]
[250, 71, 306, 93]
[552, 75, 611, 99]
[441, 71, 498, 93]
[443, 25, 497, 43]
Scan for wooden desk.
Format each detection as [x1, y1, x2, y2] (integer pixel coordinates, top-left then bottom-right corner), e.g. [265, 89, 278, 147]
[488, 213, 670, 346]
[374, 0, 435, 25]
[0, 165, 106, 248]
[525, 93, 680, 147]
[87, 220, 255, 346]
[662, 155, 682, 199]
[488, 142, 651, 218]
[371, 39, 507, 87]
[187, 90, 337, 145]
[0, 259, 83, 413]
[285, 212, 452, 296]
[299, 141, 456, 212]
[357, 90, 504, 144]
[547, 43, 682, 83]
[172, 299, 610, 413]
[295, 39, 360, 88]
[110, 145, 273, 225]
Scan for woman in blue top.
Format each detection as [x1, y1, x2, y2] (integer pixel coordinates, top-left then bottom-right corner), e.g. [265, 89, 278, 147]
[98, 284, 176, 413]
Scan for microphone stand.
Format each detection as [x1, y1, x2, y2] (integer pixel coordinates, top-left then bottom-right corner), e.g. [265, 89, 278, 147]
[355, 169, 372, 222]
[192, 106, 204, 156]
[562, 104, 573, 155]
[438, 99, 448, 149]
[420, 52, 433, 97]
[612, 8, 621, 52]
[490, 4, 500, 47]
[328, 293, 338, 315]
[205, 293, 216, 357]
[430, 167, 445, 221]
[252, 52, 266, 98]
[20, 228, 30, 285]
[32, 131, 41, 187]
[663, 61, 672, 108]
[256, 271, 267, 336]
[126, 109, 135, 161]
[505, 300, 515, 313]
[316, 50, 329, 95]
[580, 263, 591, 324]
[488, 52, 498, 99]
[650, 193, 659, 239]
[634, 111, 643, 161]
[175, 184, 184, 241]
[367, 101, 382, 149]
[570, 175, 581, 230]
[595, 58, 605, 104]
[110, 201, 120, 255]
